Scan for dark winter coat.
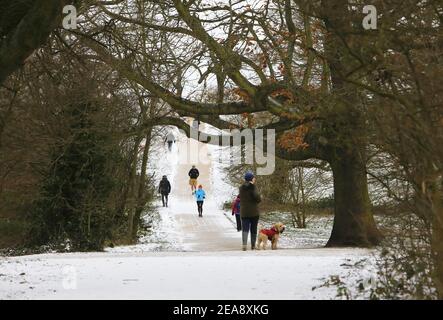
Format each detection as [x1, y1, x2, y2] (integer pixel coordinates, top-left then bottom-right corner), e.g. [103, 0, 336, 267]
[158, 178, 171, 194]
[239, 182, 261, 218]
[188, 168, 200, 179]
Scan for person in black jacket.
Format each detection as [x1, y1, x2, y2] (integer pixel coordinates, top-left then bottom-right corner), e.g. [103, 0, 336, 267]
[239, 171, 261, 251]
[158, 175, 171, 207]
[188, 165, 199, 194]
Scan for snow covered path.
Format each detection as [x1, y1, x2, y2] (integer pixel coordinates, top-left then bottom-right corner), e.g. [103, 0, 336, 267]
[165, 131, 241, 252]
[0, 126, 373, 299]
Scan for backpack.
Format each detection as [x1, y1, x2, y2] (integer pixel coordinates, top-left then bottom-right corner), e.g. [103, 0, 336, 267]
[231, 196, 240, 214]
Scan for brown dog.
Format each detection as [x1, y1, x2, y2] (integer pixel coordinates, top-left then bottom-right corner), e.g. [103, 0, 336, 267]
[257, 222, 285, 250]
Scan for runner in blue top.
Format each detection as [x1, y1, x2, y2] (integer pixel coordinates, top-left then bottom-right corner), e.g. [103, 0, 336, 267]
[194, 185, 206, 217]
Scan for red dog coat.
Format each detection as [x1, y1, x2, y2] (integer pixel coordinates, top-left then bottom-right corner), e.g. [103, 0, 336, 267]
[260, 227, 278, 241]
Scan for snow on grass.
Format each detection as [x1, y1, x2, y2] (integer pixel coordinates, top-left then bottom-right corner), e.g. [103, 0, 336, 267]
[260, 212, 333, 248]
[223, 210, 334, 249]
[207, 143, 237, 207]
[206, 125, 237, 207]
[105, 203, 183, 254]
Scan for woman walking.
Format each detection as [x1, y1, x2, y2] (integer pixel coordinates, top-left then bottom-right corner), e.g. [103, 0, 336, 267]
[231, 194, 241, 231]
[158, 175, 171, 207]
[194, 185, 206, 217]
[239, 171, 261, 251]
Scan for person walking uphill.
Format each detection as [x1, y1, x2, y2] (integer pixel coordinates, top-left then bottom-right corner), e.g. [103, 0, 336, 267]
[239, 171, 261, 251]
[188, 165, 199, 194]
[231, 194, 241, 231]
[158, 175, 171, 207]
[195, 185, 206, 217]
[164, 132, 176, 152]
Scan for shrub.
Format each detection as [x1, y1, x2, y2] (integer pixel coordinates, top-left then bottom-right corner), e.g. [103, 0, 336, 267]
[28, 102, 122, 251]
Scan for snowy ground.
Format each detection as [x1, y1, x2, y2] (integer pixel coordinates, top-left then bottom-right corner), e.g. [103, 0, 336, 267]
[0, 125, 374, 300]
[0, 249, 371, 300]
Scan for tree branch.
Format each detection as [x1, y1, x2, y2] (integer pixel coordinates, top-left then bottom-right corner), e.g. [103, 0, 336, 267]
[0, 0, 68, 84]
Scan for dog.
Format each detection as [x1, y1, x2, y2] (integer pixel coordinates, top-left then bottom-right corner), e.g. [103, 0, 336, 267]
[257, 222, 286, 250]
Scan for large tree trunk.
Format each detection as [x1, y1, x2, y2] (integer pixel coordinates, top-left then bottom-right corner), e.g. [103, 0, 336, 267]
[318, 0, 382, 247]
[326, 147, 382, 247]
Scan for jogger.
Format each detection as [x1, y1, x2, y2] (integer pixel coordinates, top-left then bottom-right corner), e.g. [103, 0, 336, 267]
[188, 165, 200, 194]
[194, 185, 206, 217]
[197, 201, 204, 216]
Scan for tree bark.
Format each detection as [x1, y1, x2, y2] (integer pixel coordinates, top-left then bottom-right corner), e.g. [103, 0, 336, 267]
[0, 0, 67, 84]
[132, 129, 152, 240]
[118, 136, 142, 243]
[318, 0, 382, 247]
[326, 147, 382, 247]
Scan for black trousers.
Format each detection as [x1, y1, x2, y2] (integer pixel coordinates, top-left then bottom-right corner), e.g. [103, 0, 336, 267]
[241, 216, 259, 248]
[235, 214, 242, 231]
[196, 201, 204, 216]
[161, 193, 169, 207]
